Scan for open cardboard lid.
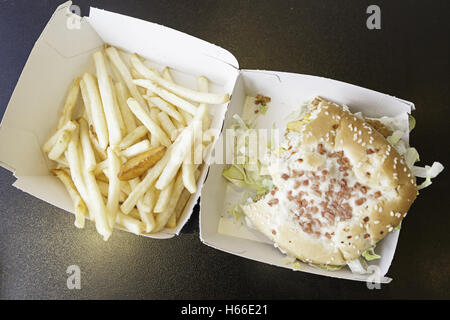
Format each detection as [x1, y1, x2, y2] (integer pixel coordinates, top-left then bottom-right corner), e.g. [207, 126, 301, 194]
[0, 1, 239, 238]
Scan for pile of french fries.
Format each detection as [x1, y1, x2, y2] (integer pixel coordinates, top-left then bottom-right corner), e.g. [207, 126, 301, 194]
[42, 45, 229, 240]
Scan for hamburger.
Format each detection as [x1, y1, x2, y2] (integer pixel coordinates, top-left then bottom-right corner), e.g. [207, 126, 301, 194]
[223, 96, 443, 272]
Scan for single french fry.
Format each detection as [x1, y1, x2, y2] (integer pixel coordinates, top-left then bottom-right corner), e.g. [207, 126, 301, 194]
[109, 76, 127, 137]
[155, 104, 206, 190]
[82, 72, 109, 150]
[166, 211, 176, 228]
[48, 129, 72, 161]
[43, 120, 77, 153]
[157, 111, 178, 141]
[131, 55, 229, 104]
[93, 50, 124, 147]
[134, 79, 198, 115]
[128, 178, 149, 211]
[153, 174, 175, 213]
[118, 145, 166, 181]
[161, 68, 193, 124]
[127, 97, 171, 147]
[154, 171, 184, 232]
[106, 147, 121, 228]
[77, 120, 112, 240]
[121, 139, 151, 158]
[198, 76, 211, 131]
[80, 78, 93, 125]
[175, 188, 191, 220]
[57, 77, 81, 129]
[140, 188, 157, 233]
[105, 46, 148, 108]
[79, 118, 97, 171]
[65, 124, 89, 204]
[182, 160, 196, 194]
[149, 106, 162, 147]
[119, 125, 148, 150]
[144, 96, 184, 123]
[116, 211, 145, 235]
[115, 81, 137, 134]
[51, 168, 87, 228]
[120, 149, 170, 214]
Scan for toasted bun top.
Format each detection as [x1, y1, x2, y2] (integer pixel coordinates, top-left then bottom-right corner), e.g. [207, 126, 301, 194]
[243, 97, 417, 266]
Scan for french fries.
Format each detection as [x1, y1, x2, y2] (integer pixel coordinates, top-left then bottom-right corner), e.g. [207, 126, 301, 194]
[121, 139, 151, 158]
[115, 81, 137, 134]
[134, 79, 198, 115]
[118, 145, 166, 181]
[119, 125, 148, 150]
[42, 45, 228, 239]
[93, 51, 124, 147]
[157, 111, 178, 141]
[155, 104, 206, 190]
[82, 73, 109, 150]
[51, 168, 87, 228]
[127, 97, 171, 147]
[57, 77, 81, 129]
[105, 46, 148, 109]
[131, 55, 230, 104]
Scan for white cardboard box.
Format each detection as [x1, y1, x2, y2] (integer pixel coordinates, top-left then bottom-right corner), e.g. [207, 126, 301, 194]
[0, 2, 414, 281]
[0, 1, 239, 239]
[200, 70, 413, 283]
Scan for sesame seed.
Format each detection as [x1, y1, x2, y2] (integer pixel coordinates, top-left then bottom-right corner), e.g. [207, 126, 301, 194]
[374, 220, 380, 224]
[378, 207, 383, 212]
[388, 227, 393, 232]
[390, 211, 394, 216]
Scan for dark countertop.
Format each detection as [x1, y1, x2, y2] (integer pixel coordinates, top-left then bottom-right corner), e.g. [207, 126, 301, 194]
[0, 0, 449, 299]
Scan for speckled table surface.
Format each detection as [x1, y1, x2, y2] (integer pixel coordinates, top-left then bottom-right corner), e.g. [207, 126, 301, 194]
[0, 0, 449, 299]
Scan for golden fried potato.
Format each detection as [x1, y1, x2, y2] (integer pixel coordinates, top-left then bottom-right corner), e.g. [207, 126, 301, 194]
[118, 146, 166, 181]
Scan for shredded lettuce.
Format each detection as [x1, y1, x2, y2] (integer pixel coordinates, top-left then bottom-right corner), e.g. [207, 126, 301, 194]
[412, 162, 444, 190]
[404, 147, 420, 169]
[312, 263, 344, 271]
[387, 130, 404, 145]
[228, 205, 244, 220]
[362, 247, 381, 261]
[409, 114, 416, 132]
[347, 257, 370, 274]
[260, 105, 268, 115]
[222, 113, 274, 198]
